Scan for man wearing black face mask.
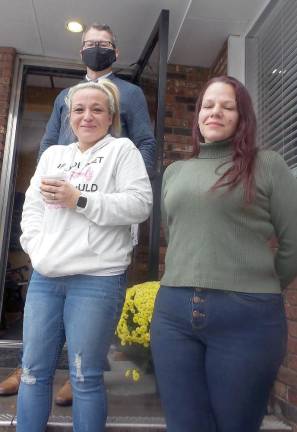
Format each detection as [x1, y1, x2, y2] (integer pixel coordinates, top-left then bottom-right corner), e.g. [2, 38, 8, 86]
[38, 23, 156, 177]
[0, 23, 156, 404]
[81, 37, 117, 72]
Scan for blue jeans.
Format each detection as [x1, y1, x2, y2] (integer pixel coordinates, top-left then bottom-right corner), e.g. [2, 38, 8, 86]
[151, 286, 287, 432]
[16, 271, 127, 432]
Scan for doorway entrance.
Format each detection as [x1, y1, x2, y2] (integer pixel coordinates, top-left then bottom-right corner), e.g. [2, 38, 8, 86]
[0, 66, 84, 344]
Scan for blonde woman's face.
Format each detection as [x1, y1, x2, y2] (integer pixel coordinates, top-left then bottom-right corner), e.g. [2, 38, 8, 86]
[70, 88, 112, 151]
[198, 82, 239, 143]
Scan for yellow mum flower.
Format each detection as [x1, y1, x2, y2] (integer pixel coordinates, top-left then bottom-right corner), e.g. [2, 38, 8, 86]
[116, 281, 160, 381]
[116, 281, 160, 348]
[132, 369, 140, 381]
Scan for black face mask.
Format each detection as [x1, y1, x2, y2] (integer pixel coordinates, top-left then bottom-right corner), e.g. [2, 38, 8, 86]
[82, 47, 116, 72]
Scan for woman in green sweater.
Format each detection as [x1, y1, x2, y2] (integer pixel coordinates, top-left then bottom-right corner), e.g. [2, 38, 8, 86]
[151, 76, 297, 432]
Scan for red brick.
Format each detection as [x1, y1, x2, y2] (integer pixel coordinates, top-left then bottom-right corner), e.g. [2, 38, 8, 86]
[287, 292, 297, 306]
[0, 86, 10, 97]
[289, 322, 297, 338]
[0, 107, 8, 117]
[0, 46, 16, 169]
[0, 68, 13, 79]
[274, 380, 288, 399]
[0, 77, 11, 85]
[286, 305, 297, 320]
[165, 95, 176, 104]
[288, 277, 297, 290]
[277, 365, 297, 387]
[288, 336, 297, 355]
[166, 118, 190, 128]
[288, 354, 297, 371]
[169, 106, 183, 115]
[289, 388, 297, 405]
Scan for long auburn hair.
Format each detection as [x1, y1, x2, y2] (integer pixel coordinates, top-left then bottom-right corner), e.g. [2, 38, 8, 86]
[192, 76, 258, 203]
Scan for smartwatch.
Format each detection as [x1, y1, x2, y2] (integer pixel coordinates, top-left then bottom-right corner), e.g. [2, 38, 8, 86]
[76, 195, 87, 209]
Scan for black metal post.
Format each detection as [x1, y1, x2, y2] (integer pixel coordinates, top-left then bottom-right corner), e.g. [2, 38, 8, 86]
[131, 10, 169, 280]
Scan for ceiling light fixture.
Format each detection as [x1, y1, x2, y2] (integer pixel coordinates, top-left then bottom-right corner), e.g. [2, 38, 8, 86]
[66, 20, 84, 33]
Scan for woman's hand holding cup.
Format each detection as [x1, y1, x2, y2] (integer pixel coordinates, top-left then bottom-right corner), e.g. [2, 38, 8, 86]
[40, 174, 80, 209]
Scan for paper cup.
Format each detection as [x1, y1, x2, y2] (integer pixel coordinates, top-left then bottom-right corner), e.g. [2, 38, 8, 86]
[41, 173, 66, 181]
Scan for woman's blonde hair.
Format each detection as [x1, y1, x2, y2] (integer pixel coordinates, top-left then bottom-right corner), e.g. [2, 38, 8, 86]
[65, 79, 121, 137]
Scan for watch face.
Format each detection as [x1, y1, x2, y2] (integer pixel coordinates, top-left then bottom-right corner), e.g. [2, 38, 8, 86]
[77, 196, 87, 208]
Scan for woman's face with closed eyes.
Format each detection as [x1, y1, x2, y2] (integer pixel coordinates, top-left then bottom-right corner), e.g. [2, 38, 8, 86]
[198, 82, 239, 143]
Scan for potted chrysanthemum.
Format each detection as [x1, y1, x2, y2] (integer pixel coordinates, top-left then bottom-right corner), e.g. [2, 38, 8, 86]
[116, 281, 160, 381]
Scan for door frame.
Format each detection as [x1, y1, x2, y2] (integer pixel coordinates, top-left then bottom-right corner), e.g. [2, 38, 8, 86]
[0, 56, 84, 346]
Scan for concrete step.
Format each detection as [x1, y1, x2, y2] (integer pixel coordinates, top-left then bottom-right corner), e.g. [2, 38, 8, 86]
[0, 414, 292, 431]
[0, 367, 292, 431]
[261, 415, 292, 431]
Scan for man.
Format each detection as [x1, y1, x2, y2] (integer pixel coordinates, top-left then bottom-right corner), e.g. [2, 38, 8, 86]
[0, 22, 155, 404]
[39, 23, 155, 175]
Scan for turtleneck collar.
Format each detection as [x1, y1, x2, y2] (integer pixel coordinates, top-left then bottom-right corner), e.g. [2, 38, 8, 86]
[198, 139, 233, 159]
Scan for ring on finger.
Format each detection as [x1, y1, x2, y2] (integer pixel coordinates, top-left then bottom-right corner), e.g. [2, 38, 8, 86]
[51, 192, 55, 200]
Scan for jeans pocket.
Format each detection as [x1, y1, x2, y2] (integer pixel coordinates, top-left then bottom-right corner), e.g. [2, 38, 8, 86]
[227, 291, 282, 306]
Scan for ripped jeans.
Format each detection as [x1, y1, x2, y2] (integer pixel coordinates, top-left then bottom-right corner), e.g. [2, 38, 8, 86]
[16, 271, 126, 432]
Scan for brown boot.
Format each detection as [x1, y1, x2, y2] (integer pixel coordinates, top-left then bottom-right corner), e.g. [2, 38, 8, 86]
[55, 379, 73, 406]
[0, 368, 22, 396]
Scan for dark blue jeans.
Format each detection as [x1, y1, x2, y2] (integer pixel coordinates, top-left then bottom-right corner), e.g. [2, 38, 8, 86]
[151, 286, 287, 432]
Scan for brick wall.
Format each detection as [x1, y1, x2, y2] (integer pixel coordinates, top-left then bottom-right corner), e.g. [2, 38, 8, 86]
[271, 276, 297, 430]
[0, 48, 16, 170]
[164, 64, 210, 166]
[162, 42, 228, 170]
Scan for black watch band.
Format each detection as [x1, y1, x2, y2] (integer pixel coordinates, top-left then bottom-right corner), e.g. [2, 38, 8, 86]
[77, 195, 87, 209]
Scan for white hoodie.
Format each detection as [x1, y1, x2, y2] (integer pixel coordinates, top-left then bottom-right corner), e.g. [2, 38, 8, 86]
[20, 134, 153, 277]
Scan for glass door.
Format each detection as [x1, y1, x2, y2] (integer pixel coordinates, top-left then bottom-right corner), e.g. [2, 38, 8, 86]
[0, 63, 84, 350]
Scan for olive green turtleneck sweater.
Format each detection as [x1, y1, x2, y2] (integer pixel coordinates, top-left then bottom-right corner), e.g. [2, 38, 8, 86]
[161, 140, 297, 293]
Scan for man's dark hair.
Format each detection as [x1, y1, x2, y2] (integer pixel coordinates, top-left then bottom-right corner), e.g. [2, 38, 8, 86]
[82, 23, 117, 47]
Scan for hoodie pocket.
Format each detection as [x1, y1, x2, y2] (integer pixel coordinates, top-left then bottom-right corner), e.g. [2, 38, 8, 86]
[43, 206, 73, 233]
[88, 222, 131, 258]
[31, 225, 91, 276]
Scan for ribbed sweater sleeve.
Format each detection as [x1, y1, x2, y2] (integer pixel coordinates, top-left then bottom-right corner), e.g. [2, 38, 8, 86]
[161, 162, 183, 243]
[161, 180, 169, 243]
[268, 152, 297, 288]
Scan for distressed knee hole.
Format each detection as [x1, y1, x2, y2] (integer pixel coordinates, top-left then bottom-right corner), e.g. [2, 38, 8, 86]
[74, 353, 84, 382]
[21, 367, 37, 385]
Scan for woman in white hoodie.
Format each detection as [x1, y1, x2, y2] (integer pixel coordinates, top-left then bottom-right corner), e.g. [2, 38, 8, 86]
[17, 80, 153, 432]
